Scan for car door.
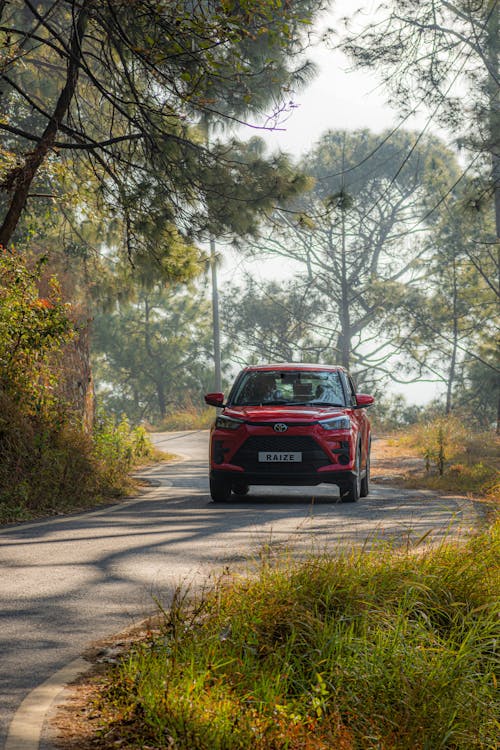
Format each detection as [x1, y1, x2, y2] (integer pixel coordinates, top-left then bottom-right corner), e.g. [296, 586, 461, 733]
[341, 372, 367, 465]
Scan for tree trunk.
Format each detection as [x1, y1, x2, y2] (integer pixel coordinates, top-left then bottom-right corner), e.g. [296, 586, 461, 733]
[339, 206, 351, 369]
[210, 235, 222, 392]
[487, 2, 499, 243]
[156, 382, 167, 420]
[58, 320, 95, 434]
[0, 4, 89, 247]
[445, 260, 458, 414]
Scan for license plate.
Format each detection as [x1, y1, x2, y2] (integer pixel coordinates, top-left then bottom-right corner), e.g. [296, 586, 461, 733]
[258, 452, 302, 462]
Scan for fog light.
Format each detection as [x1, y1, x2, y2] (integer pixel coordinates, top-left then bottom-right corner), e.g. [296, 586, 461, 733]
[338, 453, 350, 465]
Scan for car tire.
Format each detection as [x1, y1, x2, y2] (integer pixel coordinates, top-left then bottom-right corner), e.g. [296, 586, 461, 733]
[210, 476, 232, 502]
[340, 446, 361, 503]
[360, 440, 371, 498]
[232, 482, 249, 496]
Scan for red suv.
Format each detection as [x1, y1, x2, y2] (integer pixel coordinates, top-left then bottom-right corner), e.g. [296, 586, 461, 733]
[204, 364, 374, 502]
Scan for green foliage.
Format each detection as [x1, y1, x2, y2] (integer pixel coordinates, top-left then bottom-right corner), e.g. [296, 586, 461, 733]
[0, 252, 156, 524]
[0, 392, 156, 524]
[455, 339, 500, 430]
[386, 190, 497, 408]
[341, 2, 498, 170]
[96, 524, 500, 749]
[92, 410, 155, 488]
[222, 276, 327, 363]
[418, 417, 466, 475]
[369, 394, 435, 432]
[0, 390, 92, 522]
[1, 0, 324, 250]
[154, 406, 214, 432]
[0, 249, 74, 412]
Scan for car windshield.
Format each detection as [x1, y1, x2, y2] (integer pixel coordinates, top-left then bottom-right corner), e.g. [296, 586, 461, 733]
[230, 370, 346, 406]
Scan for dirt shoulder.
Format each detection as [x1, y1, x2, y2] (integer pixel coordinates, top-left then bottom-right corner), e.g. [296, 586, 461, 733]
[371, 434, 499, 508]
[371, 435, 424, 483]
[42, 623, 160, 750]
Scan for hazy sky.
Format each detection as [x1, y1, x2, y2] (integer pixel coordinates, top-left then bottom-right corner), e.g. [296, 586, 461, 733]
[219, 1, 449, 404]
[258, 0, 435, 157]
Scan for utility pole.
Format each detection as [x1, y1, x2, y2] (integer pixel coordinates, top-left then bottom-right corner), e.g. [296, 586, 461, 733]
[205, 121, 222, 393]
[487, 0, 499, 241]
[210, 235, 222, 392]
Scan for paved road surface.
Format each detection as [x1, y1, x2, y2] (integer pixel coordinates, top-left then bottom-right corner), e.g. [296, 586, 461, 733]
[0, 431, 480, 748]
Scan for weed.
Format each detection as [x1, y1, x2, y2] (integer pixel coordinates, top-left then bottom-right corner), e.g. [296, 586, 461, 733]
[384, 419, 499, 501]
[92, 409, 155, 488]
[92, 522, 500, 749]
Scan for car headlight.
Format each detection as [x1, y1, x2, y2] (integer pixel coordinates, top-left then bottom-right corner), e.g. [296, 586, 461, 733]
[320, 416, 351, 430]
[215, 415, 244, 430]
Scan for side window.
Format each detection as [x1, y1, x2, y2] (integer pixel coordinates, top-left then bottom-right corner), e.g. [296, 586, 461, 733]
[348, 376, 358, 405]
[342, 373, 357, 407]
[348, 375, 358, 406]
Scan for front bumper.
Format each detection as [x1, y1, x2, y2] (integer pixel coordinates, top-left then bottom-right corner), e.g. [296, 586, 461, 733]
[210, 427, 357, 488]
[210, 467, 358, 488]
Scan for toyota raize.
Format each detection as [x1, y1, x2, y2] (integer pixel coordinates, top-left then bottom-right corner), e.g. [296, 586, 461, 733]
[204, 364, 374, 502]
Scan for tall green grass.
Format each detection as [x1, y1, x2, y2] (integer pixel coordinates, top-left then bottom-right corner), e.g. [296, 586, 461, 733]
[97, 523, 499, 749]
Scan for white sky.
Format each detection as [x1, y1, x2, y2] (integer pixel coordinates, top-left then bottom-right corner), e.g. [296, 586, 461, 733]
[255, 0, 440, 155]
[217, 1, 451, 405]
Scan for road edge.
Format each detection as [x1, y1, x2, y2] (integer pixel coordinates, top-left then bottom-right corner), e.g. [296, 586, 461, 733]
[4, 659, 89, 750]
[2, 435, 195, 750]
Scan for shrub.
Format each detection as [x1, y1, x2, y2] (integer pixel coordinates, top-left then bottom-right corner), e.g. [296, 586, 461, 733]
[93, 409, 155, 488]
[386, 418, 499, 499]
[0, 392, 156, 523]
[0, 249, 74, 414]
[0, 252, 156, 524]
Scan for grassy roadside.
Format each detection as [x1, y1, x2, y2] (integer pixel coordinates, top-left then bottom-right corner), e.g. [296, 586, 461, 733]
[0, 411, 171, 525]
[372, 420, 499, 504]
[53, 518, 499, 750]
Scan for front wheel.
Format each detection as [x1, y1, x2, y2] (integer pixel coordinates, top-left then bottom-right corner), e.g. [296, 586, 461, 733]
[210, 476, 232, 502]
[232, 482, 249, 496]
[340, 447, 361, 503]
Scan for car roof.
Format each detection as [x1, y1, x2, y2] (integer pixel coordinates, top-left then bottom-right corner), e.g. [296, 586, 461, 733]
[241, 363, 346, 373]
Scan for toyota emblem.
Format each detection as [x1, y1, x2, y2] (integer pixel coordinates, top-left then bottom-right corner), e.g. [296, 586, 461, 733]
[273, 423, 288, 432]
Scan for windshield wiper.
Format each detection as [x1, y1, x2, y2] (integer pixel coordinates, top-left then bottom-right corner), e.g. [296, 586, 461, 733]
[235, 400, 289, 406]
[235, 400, 343, 407]
[258, 400, 289, 405]
[309, 400, 345, 407]
[284, 401, 346, 407]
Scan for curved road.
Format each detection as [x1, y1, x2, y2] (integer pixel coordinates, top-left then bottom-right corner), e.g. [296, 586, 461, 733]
[0, 431, 480, 749]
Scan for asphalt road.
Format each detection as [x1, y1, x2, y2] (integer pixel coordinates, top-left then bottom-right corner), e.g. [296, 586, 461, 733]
[0, 430, 481, 749]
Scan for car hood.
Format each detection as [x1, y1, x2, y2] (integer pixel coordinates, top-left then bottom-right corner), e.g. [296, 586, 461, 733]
[223, 405, 345, 423]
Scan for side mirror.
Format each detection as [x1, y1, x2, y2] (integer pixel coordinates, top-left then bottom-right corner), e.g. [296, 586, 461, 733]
[355, 393, 374, 408]
[204, 392, 225, 407]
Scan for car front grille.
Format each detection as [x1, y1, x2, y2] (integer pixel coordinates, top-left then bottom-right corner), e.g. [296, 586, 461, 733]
[231, 435, 330, 473]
